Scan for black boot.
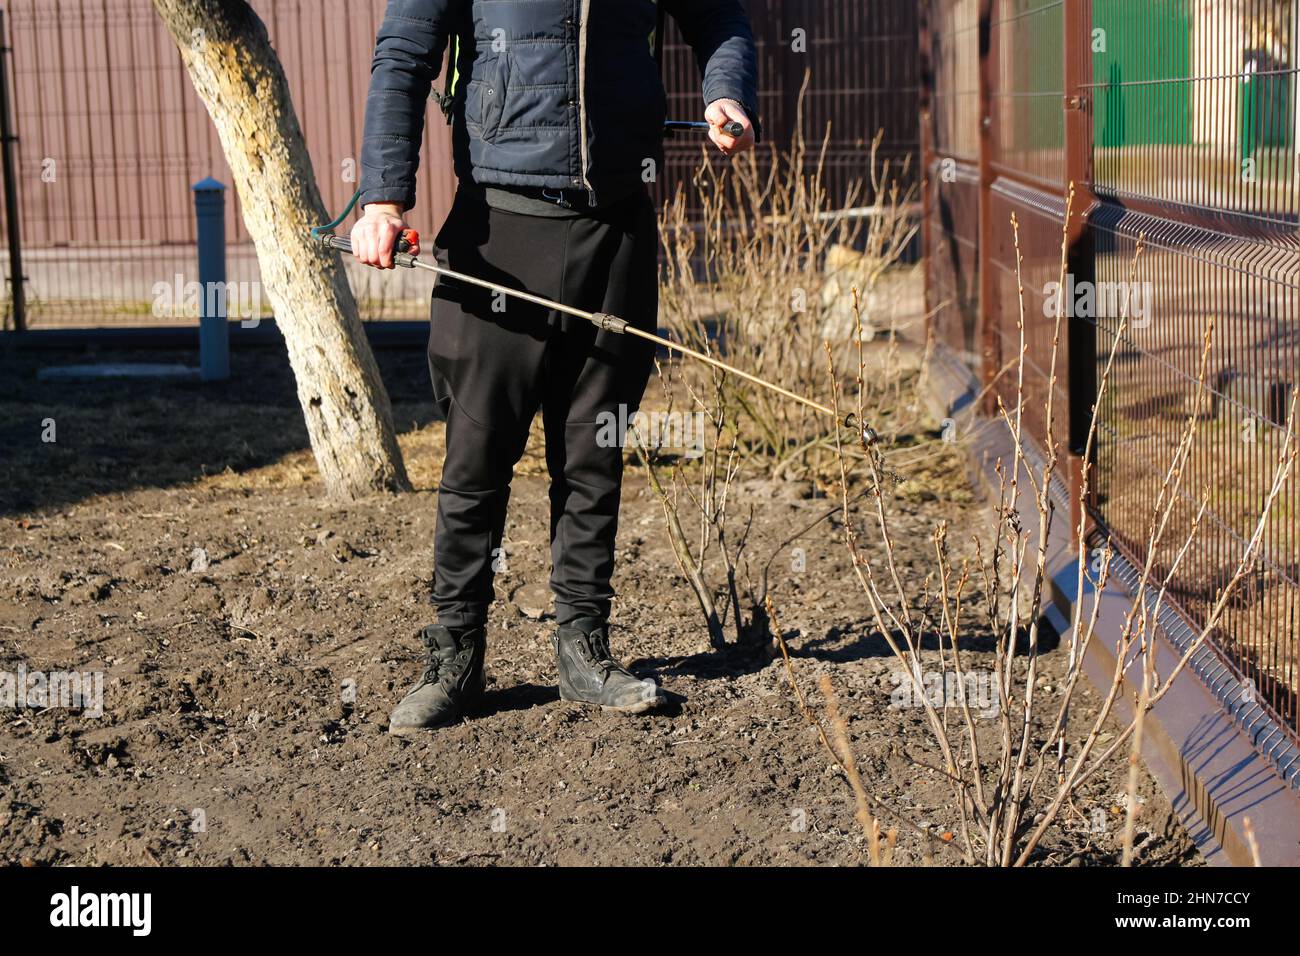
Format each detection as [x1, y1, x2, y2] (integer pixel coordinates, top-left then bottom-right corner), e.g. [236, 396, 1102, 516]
[553, 616, 665, 714]
[388, 624, 486, 736]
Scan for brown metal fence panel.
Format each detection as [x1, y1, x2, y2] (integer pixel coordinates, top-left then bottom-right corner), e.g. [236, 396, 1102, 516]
[986, 182, 1074, 445]
[1087, 0, 1299, 737]
[931, 0, 982, 164]
[659, 0, 919, 216]
[2, 0, 919, 330]
[0, 0, 457, 328]
[924, 0, 983, 367]
[985, 0, 1072, 449]
[989, 0, 1066, 190]
[922, 0, 1300, 744]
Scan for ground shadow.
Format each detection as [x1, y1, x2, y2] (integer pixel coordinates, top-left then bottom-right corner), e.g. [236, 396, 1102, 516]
[0, 343, 440, 515]
[472, 681, 559, 716]
[632, 617, 1062, 683]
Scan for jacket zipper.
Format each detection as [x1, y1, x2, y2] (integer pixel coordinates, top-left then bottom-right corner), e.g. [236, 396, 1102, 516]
[576, 0, 595, 204]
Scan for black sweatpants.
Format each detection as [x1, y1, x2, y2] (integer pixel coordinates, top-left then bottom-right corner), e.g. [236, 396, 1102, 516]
[426, 186, 658, 630]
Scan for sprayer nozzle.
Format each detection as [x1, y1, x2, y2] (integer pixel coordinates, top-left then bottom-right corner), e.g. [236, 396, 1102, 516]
[844, 414, 880, 448]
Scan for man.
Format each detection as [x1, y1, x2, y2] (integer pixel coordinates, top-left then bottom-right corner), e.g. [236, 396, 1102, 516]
[352, 0, 759, 735]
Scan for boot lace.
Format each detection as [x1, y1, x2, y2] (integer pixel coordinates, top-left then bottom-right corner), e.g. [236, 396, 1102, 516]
[576, 628, 629, 678]
[419, 659, 442, 686]
[418, 630, 473, 687]
[417, 630, 443, 686]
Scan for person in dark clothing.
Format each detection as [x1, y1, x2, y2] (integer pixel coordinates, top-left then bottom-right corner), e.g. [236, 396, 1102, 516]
[351, 0, 759, 735]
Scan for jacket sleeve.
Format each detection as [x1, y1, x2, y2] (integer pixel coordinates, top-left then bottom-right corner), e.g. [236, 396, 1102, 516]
[664, 0, 762, 141]
[358, 0, 456, 211]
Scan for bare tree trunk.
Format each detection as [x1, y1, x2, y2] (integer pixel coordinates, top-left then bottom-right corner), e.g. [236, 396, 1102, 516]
[153, 0, 410, 499]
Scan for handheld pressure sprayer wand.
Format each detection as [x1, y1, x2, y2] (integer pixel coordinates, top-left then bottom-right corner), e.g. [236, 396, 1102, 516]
[310, 123, 879, 448]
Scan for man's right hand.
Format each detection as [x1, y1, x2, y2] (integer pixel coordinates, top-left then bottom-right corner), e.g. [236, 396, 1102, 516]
[350, 203, 420, 269]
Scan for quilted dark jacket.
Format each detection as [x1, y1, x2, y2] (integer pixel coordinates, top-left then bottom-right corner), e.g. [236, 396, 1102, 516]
[358, 0, 760, 209]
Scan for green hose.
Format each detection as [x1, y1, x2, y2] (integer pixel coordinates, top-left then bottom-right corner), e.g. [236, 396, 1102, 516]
[311, 187, 363, 241]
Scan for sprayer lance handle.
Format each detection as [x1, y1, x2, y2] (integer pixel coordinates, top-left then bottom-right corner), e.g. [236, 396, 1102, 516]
[662, 119, 745, 138]
[320, 234, 418, 269]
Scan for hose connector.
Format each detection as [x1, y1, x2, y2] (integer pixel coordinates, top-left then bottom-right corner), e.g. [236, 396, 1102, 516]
[590, 312, 628, 334]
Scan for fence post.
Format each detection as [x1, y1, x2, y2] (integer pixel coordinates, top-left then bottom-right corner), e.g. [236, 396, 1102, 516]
[918, 1, 934, 335]
[192, 177, 229, 382]
[0, 9, 26, 333]
[1063, 0, 1098, 546]
[976, 0, 997, 412]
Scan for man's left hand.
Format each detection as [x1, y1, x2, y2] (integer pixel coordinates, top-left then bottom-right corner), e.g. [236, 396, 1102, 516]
[705, 98, 756, 156]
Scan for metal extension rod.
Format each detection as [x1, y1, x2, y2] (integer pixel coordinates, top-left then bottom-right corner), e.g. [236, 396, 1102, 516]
[316, 233, 879, 446]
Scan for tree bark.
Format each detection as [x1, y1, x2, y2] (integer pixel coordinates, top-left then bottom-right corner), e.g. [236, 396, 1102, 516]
[153, 0, 410, 498]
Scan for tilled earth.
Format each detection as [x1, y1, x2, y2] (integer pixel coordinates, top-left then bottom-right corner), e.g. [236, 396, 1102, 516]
[0, 346, 1200, 866]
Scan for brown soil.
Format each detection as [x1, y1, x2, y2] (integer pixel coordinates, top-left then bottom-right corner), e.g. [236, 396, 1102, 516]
[0, 345, 1200, 866]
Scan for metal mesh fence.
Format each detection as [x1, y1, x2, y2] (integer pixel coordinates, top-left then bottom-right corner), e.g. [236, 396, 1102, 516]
[924, 0, 1300, 741]
[0, 0, 456, 330]
[1, 0, 920, 331]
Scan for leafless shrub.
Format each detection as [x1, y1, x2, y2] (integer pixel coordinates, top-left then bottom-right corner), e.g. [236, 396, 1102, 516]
[821, 186, 1298, 865]
[642, 83, 920, 650]
[657, 78, 919, 482]
[631, 357, 758, 649]
[643, 86, 1291, 860]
